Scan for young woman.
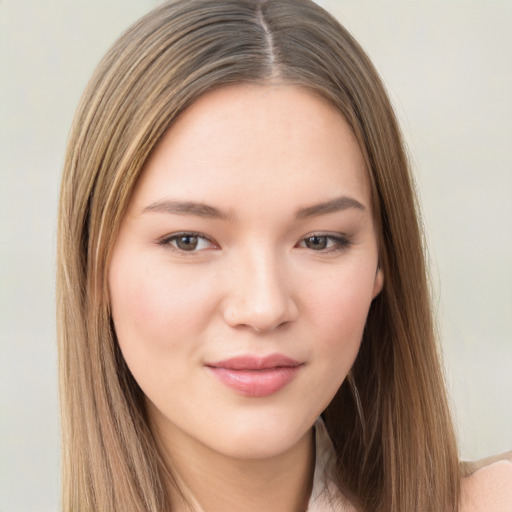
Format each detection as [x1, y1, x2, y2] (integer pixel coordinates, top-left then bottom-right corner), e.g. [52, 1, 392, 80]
[57, 1, 512, 511]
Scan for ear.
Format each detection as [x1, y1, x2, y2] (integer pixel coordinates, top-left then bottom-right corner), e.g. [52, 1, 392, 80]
[372, 266, 384, 299]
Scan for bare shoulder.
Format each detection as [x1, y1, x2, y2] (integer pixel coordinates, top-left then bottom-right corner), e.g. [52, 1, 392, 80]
[460, 452, 512, 512]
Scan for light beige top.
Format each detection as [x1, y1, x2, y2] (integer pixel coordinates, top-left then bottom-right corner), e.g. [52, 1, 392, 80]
[307, 418, 354, 512]
[308, 419, 512, 511]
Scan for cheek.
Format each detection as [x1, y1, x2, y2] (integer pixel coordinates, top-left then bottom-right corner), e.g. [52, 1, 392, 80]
[108, 252, 217, 360]
[303, 262, 376, 374]
[108, 252, 224, 414]
[308, 264, 375, 333]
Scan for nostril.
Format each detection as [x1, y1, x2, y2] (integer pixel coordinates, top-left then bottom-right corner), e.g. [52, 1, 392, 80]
[223, 293, 299, 333]
[220, 256, 299, 332]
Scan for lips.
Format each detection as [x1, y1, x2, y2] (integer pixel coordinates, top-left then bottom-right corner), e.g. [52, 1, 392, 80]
[205, 354, 303, 397]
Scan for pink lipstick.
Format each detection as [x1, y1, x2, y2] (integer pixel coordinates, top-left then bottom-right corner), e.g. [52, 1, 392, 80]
[205, 354, 302, 397]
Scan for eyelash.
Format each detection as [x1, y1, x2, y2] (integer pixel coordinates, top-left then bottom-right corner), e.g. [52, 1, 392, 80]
[157, 232, 352, 254]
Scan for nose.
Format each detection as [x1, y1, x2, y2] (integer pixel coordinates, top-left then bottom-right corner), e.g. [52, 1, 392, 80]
[222, 249, 299, 333]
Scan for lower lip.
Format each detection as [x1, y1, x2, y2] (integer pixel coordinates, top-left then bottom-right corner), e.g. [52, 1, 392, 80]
[206, 366, 301, 397]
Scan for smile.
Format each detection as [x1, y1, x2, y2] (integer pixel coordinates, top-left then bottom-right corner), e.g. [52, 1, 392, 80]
[205, 354, 303, 397]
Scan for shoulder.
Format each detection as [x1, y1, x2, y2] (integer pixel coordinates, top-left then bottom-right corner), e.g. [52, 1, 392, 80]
[460, 451, 512, 512]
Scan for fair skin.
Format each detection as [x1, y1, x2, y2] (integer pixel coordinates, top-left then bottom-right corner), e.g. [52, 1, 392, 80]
[461, 460, 512, 512]
[109, 84, 383, 511]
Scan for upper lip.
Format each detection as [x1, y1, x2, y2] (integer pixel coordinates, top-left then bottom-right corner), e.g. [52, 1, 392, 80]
[206, 354, 302, 370]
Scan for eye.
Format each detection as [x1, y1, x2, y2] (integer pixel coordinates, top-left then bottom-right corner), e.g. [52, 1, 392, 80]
[298, 234, 350, 252]
[159, 232, 216, 252]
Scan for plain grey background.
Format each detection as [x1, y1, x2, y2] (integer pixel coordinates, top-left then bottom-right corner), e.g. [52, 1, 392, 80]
[1, 1, 511, 511]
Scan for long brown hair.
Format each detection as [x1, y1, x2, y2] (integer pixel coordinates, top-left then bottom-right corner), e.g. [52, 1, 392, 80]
[57, 0, 460, 510]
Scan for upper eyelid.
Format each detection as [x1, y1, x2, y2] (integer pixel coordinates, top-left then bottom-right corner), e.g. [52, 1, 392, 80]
[302, 231, 347, 237]
[159, 231, 211, 241]
[299, 232, 350, 241]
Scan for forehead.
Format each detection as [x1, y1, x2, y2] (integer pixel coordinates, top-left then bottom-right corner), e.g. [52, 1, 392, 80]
[130, 84, 370, 216]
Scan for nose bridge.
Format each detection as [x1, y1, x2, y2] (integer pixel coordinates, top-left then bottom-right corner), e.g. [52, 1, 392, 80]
[223, 243, 297, 332]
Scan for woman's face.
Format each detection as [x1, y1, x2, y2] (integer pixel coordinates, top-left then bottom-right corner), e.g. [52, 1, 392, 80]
[109, 84, 383, 460]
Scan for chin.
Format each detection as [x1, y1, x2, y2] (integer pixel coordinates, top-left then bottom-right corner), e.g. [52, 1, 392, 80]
[217, 427, 310, 460]
[201, 408, 317, 460]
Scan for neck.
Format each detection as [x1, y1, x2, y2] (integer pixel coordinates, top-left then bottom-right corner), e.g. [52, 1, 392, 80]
[156, 422, 315, 512]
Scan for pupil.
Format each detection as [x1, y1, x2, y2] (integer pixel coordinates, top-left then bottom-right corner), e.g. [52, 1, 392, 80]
[177, 235, 198, 251]
[307, 236, 327, 250]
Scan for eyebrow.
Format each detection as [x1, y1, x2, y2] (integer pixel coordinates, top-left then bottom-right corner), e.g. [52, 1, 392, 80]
[296, 196, 365, 218]
[142, 195, 365, 220]
[143, 200, 231, 220]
